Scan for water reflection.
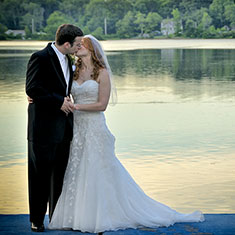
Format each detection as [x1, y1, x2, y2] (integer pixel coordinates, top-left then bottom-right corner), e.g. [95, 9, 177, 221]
[110, 49, 235, 81]
[0, 55, 29, 100]
[0, 45, 235, 214]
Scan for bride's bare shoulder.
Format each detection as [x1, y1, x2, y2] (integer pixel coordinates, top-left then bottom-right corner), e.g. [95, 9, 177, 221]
[97, 68, 109, 83]
[99, 68, 109, 76]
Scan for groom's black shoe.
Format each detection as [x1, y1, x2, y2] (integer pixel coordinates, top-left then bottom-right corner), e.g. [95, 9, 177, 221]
[31, 223, 45, 232]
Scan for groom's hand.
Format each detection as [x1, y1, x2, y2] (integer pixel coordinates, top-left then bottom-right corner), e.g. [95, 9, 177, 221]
[61, 96, 74, 115]
[27, 96, 33, 103]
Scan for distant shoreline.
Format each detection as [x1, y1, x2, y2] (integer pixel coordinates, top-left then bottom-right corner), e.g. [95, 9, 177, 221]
[0, 39, 235, 51]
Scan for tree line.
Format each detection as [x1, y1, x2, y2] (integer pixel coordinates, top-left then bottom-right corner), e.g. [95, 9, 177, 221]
[0, 0, 235, 40]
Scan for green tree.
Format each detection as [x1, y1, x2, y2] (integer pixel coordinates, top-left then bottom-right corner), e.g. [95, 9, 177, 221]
[179, 0, 213, 31]
[24, 25, 32, 39]
[39, 0, 60, 24]
[21, 2, 44, 33]
[59, 0, 87, 24]
[179, 0, 213, 15]
[224, 3, 235, 29]
[207, 25, 217, 38]
[134, 12, 146, 37]
[105, 0, 132, 34]
[0, 0, 234, 40]
[134, 0, 161, 14]
[145, 12, 162, 34]
[200, 11, 212, 30]
[83, 0, 106, 34]
[80, 26, 90, 35]
[0, 23, 7, 39]
[184, 19, 197, 37]
[209, 0, 233, 28]
[116, 11, 137, 38]
[92, 26, 104, 39]
[183, 8, 210, 38]
[0, 0, 25, 29]
[44, 11, 75, 40]
[0, 23, 7, 34]
[199, 12, 212, 38]
[172, 8, 181, 36]
[157, 0, 182, 18]
[82, 0, 132, 35]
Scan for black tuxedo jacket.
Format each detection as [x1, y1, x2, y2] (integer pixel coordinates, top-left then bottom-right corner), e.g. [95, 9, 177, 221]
[26, 43, 74, 143]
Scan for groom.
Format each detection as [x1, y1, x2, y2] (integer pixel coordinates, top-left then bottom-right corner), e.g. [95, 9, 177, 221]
[26, 24, 83, 232]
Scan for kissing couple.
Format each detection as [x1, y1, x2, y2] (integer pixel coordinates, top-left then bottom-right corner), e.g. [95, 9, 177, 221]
[26, 24, 204, 233]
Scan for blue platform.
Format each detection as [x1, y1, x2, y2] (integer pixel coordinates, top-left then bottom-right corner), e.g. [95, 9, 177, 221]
[0, 214, 234, 235]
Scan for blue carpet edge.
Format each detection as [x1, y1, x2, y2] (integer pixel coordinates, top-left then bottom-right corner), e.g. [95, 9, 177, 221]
[0, 214, 235, 235]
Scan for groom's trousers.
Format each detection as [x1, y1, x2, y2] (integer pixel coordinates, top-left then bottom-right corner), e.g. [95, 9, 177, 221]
[28, 139, 70, 225]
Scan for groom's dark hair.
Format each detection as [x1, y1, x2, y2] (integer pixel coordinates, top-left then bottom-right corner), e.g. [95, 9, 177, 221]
[56, 24, 83, 46]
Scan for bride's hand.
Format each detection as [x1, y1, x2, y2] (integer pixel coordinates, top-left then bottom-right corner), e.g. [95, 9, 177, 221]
[27, 96, 33, 103]
[74, 104, 80, 110]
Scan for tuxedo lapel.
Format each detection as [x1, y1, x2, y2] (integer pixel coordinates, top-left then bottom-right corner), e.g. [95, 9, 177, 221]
[67, 55, 74, 95]
[47, 43, 67, 89]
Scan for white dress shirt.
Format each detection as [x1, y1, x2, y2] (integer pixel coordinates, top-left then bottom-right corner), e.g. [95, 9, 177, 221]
[51, 42, 70, 95]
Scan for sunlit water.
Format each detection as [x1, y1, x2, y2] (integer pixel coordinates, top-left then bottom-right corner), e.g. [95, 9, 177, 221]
[0, 40, 235, 214]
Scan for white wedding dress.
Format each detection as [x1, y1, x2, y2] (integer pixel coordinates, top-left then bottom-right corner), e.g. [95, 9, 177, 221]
[48, 80, 204, 233]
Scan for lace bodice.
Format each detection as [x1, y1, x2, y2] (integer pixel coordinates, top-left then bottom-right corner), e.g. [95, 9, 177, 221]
[71, 80, 99, 104]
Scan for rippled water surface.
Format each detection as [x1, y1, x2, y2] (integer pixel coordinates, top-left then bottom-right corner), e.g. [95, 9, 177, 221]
[0, 40, 235, 214]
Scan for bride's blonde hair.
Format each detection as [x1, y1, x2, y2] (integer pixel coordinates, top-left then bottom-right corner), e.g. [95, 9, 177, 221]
[73, 37, 105, 81]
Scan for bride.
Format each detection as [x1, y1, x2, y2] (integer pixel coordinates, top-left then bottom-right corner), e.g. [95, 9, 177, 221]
[48, 35, 204, 233]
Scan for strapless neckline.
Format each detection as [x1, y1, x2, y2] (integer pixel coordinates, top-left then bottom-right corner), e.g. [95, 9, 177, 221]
[71, 79, 99, 105]
[74, 79, 99, 87]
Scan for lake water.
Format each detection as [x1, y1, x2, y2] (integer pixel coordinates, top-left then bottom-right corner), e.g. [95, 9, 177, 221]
[0, 40, 235, 214]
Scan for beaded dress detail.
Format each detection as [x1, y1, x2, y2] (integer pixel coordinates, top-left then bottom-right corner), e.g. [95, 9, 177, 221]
[48, 80, 204, 233]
